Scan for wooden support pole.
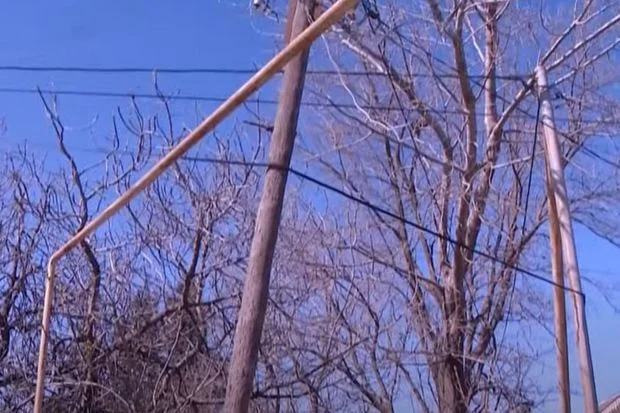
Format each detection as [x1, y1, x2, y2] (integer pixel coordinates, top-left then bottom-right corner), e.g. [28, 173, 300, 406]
[222, 0, 337, 411]
[536, 65, 598, 413]
[32, 1, 357, 411]
[545, 162, 571, 413]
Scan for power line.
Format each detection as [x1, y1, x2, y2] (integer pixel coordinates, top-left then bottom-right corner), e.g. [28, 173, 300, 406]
[498, 97, 543, 360]
[0, 64, 529, 80]
[522, 99, 542, 233]
[0, 85, 615, 126]
[2, 137, 581, 295]
[0, 85, 516, 117]
[189, 157, 585, 296]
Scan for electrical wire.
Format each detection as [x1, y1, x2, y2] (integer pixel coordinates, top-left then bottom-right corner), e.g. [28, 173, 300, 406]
[0, 85, 614, 126]
[187, 157, 584, 296]
[0, 64, 607, 295]
[0, 64, 528, 80]
[496, 97, 543, 358]
[522, 99, 542, 233]
[4, 136, 578, 296]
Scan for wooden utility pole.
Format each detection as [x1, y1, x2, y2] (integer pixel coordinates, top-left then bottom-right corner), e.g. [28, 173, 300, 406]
[223, 0, 322, 412]
[536, 65, 598, 413]
[545, 162, 571, 413]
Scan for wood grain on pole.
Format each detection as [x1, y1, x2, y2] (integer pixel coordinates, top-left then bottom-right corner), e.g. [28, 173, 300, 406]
[545, 162, 571, 413]
[536, 65, 598, 413]
[32, 1, 358, 412]
[223, 0, 317, 411]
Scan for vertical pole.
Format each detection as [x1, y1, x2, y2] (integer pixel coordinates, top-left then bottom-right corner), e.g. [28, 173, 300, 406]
[223, 0, 318, 412]
[545, 162, 571, 413]
[536, 65, 598, 413]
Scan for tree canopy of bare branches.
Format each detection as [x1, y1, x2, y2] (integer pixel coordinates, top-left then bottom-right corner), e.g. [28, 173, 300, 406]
[1, 1, 619, 412]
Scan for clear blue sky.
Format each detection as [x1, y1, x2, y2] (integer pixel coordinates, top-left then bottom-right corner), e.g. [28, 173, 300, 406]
[0, 1, 617, 412]
[0, 1, 282, 154]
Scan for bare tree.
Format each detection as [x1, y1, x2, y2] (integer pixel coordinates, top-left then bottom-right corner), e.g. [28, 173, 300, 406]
[0, 93, 331, 412]
[285, 0, 620, 411]
[1, 1, 619, 412]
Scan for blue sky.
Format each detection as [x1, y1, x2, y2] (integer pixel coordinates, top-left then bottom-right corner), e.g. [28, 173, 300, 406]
[550, 227, 620, 411]
[0, 1, 618, 411]
[0, 1, 282, 154]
